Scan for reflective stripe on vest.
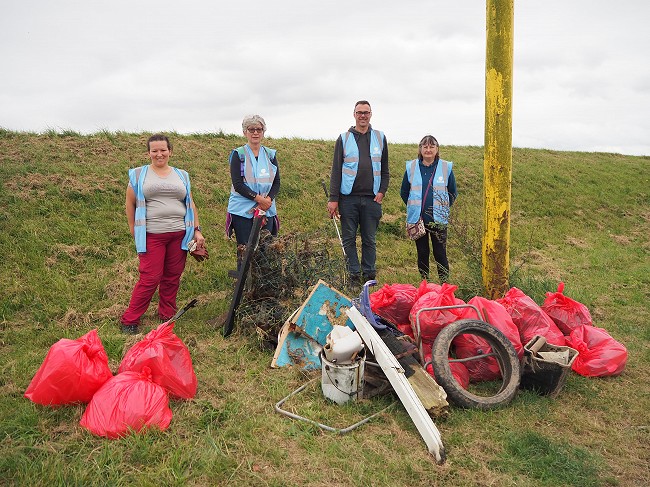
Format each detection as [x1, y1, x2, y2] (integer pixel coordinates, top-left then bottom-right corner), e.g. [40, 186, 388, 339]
[340, 129, 384, 195]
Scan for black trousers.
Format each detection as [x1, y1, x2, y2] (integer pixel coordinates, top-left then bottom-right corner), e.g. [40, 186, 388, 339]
[414, 226, 449, 282]
[230, 213, 277, 245]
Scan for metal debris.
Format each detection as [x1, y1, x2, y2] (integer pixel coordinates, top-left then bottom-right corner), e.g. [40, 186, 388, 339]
[235, 230, 350, 347]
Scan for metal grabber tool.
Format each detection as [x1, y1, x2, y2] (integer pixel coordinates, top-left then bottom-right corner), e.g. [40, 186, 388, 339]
[321, 179, 346, 258]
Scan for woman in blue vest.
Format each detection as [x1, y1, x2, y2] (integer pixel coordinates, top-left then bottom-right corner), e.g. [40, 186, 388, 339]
[121, 134, 205, 334]
[226, 115, 280, 267]
[400, 135, 457, 282]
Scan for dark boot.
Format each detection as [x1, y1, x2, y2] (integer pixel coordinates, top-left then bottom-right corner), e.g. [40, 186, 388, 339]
[349, 273, 362, 286]
[121, 324, 139, 335]
[362, 272, 376, 284]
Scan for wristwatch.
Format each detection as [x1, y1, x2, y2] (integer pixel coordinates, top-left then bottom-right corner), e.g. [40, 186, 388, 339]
[194, 226, 202, 232]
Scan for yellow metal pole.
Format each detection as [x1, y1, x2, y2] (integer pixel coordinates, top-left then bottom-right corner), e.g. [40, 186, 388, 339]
[483, 0, 514, 299]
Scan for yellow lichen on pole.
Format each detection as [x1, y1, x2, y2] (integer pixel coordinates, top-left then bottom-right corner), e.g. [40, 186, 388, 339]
[483, 0, 514, 299]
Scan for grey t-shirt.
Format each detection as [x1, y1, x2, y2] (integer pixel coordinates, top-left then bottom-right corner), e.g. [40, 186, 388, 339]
[140, 169, 187, 234]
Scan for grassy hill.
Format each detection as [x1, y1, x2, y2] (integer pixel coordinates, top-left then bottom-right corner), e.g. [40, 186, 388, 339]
[0, 129, 648, 486]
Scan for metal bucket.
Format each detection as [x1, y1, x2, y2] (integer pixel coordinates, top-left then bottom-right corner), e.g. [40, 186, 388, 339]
[320, 348, 365, 405]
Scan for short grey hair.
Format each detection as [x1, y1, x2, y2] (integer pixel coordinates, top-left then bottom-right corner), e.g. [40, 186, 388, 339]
[242, 114, 266, 133]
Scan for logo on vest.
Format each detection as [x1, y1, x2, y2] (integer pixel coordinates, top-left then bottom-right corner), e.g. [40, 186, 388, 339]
[437, 176, 444, 183]
[260, 168, 268, 176]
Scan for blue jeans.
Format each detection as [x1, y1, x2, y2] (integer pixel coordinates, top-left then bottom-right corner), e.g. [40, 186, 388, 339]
[339, 195, 382, 276]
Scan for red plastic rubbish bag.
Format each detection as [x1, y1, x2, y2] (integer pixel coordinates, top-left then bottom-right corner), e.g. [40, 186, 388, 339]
[80, 367, 172, 439]
[453, 297, 523, 382]
[542, 282, 593, 335]
[461, 297, 523, 358]
[409, 283, 464, 346]
[24, 329, 112, 406]
[423, 345, 470, 390]
[565, 325, 627, 377]
[369, 283, 417, 325]
[497, 287, 565, 347]
[453, 331, 501, 382]
[414, 279, 442, 301]
[119, 322, 197, 399]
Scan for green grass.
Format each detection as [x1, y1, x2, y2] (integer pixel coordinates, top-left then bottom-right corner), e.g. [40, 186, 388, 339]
[490, 430, 603, 486]
[0, 129, 648, 486]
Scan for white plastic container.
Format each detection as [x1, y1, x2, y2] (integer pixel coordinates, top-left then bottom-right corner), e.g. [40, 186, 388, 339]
[320, 348, 365, 405]
[323, 326, 364, 365]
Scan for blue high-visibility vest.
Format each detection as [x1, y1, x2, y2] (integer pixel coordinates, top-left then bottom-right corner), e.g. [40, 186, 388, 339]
[340, 129, 384, 195]
[129, 165, 195, 253]
[405, 158, 452, 224]
[227, 144, 278, 218]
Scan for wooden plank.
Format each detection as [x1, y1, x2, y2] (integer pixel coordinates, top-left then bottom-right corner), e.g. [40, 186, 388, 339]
[378, 330, 448, 418]
[347, 306, 446, 464]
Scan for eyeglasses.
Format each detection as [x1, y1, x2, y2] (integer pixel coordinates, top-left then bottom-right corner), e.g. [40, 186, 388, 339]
[247, 127, 264, 133]
[355, 111, 371, 116]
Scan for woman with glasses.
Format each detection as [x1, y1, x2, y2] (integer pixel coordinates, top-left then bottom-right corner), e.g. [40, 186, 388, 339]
[400, 135, 457, 282]
[226, 115, 281, 266]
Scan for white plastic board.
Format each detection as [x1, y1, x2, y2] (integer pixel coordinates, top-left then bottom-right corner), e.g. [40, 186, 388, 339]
[347, 306, 446, 464]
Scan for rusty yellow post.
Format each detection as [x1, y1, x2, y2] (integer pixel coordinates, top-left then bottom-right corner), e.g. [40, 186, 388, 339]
[483, 0, 514, 299]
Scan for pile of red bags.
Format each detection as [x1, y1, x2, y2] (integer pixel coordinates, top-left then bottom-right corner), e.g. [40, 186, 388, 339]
[369, 280, 628, 386]
[25, 322, 197, 438]
[501, 283, 627, 378]
[541, 283, 626, 377]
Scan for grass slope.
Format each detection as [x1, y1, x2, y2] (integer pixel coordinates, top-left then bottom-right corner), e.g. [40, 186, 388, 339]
[0, 129, 648, 486]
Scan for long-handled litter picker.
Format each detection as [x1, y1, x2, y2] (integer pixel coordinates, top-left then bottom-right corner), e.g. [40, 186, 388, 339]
[321, 180, 346, 259]
[162, 298, 198, 328]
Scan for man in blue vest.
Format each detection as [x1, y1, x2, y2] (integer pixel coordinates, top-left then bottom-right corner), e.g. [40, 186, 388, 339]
[327, 100, 390, 283]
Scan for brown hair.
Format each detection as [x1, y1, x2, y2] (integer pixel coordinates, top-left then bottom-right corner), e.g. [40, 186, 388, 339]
[418, 135, 439, 161]
[147, 133, 172, 151]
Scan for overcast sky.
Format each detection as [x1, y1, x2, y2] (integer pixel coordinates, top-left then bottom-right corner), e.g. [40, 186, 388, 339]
[2, 0, 649, 156]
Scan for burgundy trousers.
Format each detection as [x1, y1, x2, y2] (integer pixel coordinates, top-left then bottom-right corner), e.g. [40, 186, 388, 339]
[121, 231, 187, 325]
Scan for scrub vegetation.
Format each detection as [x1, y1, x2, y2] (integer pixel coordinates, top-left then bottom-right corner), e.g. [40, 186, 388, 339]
[0, 129, 648, 486]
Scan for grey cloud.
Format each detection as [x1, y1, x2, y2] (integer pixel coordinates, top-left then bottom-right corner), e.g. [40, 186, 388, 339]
[1, 0, 648, 155]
